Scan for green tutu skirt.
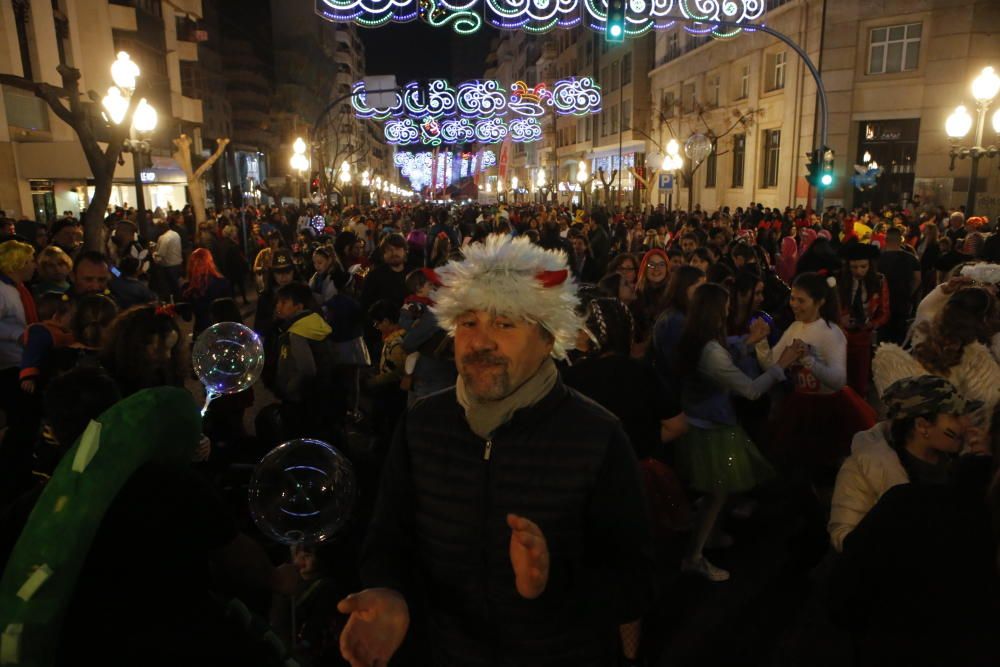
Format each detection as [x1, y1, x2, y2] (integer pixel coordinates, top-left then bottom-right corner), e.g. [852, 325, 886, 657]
[675, 424, 775, 494]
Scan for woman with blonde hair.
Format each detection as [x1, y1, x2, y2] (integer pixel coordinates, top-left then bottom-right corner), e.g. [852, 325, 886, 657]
[0, 239, 38, 497]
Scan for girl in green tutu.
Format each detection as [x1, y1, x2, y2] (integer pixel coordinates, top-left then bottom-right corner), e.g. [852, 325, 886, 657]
[674, 283, 803, 581]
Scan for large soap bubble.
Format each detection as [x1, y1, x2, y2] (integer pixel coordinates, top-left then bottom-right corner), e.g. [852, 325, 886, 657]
[249, 439, 357, 545]
[192, 322, 264, 411]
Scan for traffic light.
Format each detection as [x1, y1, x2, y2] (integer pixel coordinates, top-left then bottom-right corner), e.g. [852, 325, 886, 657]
[805, 149, 820, 187]
[819, 148, 835, 189]
[606, 0, 625, 42]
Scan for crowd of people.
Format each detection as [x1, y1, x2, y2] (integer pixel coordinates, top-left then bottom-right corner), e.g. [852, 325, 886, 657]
[0, 196, 998, 666]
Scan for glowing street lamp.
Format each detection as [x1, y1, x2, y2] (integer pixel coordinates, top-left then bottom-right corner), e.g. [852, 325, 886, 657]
[945, 65, 1000, 215]
[110, 51, 140, 92]
[102, 51, 157, 227]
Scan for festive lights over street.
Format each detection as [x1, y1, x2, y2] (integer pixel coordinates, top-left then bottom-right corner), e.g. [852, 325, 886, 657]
[315, 0, 765, 38]
[394, 150, 497, 190]
[353, 77, 602, 146]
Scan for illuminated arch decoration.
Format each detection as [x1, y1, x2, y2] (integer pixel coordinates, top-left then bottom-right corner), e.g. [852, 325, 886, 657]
[395, 150, 498, 189]
[354, 77, 601, 145]
[316, 0, 764, 35]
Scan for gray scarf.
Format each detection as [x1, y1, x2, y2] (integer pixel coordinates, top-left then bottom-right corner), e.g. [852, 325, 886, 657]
[456, 357, 559, 439]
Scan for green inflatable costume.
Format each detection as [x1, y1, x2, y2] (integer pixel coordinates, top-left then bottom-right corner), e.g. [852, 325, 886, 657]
[0, 387, 201, 666]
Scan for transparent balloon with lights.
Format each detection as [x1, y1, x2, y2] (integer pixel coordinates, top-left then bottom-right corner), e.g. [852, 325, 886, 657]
[249, 438, 357, 545]
[192, 322, 265, 415]
[684, 133, 713, 165]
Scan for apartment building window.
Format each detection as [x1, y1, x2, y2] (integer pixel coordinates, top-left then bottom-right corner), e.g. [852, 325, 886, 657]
[610, 62, 620, 91]
[180, 60, 200, 99]
[12, 0, 33, 79]
[761, 129, 781, 188]
[610, 104, 619, 133]
[737, 63, 750, 99]
[53, 0, 73, 68]
[622, 53, 632, 85]
[705, 149, 716, 188]
[666, 32, 680, 60]
[601, 65, 611, 89]
[601, 110, 609, 137]
[707, 74, 720, 107]
[765, 51, 786, 91]
[868, 23, 921, 74]
[585, 40, 593, 65]
[731, 133, 746, 187]
[681, 82, 696, 113]
[661, 91, 675, 118]
[586, 116, 593, 140]
[622, 100, 631, 131]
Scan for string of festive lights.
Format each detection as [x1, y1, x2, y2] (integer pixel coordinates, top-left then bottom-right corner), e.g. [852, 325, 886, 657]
[353, 77, 602, 121]
[384, 117, 545, 145]
[315, 0, 764, 35]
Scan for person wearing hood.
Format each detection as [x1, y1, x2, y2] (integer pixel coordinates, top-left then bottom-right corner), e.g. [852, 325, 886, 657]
[828, 375, 984, 552]
[271, 282, 337, 438]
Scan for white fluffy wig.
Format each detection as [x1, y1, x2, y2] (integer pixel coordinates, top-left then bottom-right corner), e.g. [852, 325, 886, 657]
[431, 234, 583, 359]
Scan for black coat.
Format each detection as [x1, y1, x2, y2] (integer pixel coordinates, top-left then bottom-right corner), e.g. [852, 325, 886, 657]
[362, 379, 653, 666]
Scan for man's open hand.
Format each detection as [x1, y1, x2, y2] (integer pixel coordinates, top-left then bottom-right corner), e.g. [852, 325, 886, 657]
[338, 588, 409, 667]
[507, 514, 549, 599]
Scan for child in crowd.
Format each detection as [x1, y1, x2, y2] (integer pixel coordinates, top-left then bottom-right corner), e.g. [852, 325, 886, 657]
[269, 282, 337, 439]
[32, 245, 72, 297]
[19, 292, 75, 395]
[398, 268, 456, 404]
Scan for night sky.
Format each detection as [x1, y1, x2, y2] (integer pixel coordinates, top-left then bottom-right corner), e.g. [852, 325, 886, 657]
[359, 22, 498, 81]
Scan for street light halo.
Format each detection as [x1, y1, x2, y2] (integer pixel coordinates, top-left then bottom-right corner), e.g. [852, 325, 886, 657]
[133, 98, 158, 133]
[111, 51, 140, 91]
[945, 105, 973, 139]
[971, 66, 1000, 104]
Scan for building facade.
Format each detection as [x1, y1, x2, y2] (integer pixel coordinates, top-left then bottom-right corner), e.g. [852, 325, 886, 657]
[0, 0, 204, 222]
[649, 0, 1000, 214]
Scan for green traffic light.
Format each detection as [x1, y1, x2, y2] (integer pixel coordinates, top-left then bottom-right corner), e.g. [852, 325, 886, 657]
[610, 24, 622, 37]
[820, 173, 833, 187]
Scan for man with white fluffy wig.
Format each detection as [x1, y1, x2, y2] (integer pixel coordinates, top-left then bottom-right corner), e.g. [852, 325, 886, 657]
[338, 234, 652, 667]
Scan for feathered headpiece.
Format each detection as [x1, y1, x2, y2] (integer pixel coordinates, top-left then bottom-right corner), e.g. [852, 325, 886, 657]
[431, 234, 583, 359]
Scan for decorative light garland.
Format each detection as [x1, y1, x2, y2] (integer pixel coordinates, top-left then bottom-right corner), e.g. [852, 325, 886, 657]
[355, 77, 601, 144]
[316, 0, 764, 35]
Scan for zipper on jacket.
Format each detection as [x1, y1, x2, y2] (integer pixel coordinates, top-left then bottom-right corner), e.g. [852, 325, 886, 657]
[483, 439, 493, 461]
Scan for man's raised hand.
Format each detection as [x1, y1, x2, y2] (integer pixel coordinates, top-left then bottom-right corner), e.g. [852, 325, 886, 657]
[507, 514, 550, 600]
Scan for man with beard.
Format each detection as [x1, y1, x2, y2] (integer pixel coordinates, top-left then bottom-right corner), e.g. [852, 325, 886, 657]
[339, 235, 652, 667]
[360, 233, 410, 313]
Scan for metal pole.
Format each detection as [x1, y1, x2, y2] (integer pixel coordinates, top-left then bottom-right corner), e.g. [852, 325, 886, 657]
[132, 146, 147, 227]
[966, 154, 980, 216]
[617, 78, 624, 211]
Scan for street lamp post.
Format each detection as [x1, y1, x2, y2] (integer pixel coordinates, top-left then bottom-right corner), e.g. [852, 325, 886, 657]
[103, 52, 157, 233]
[661, 139, 684, 214]
[339, 161, 352, 205]
[576, 161, 589, 209]
[946, 66, 1000, 216]
[290, 136, 309, 207]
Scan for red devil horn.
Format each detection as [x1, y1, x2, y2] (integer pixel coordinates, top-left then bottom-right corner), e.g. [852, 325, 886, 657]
[536, 269, 568, 287]
[420, 268, 443, 286]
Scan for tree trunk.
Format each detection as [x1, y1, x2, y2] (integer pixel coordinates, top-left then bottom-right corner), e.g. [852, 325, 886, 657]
[172, 134, 229, 225]
[83, 169, 114, 252]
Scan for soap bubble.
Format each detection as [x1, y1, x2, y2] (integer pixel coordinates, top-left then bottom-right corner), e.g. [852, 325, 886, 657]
[192, 322, 264, 396]
[249, 439, 357, 545]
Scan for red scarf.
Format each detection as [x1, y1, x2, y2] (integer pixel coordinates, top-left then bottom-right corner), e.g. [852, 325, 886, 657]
[15, 281, 37, 324]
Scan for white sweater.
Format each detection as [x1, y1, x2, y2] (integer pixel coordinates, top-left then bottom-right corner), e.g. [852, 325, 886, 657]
[828, 422, 909, 552]
[757, 318, 847, 394]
